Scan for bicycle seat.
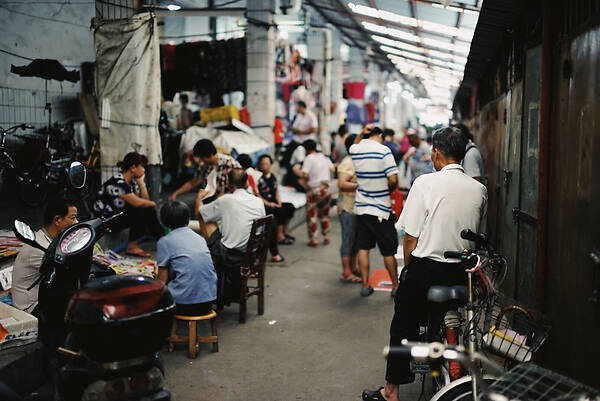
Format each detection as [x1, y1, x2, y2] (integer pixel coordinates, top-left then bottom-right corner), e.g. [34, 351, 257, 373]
[427, 285, 468, 303]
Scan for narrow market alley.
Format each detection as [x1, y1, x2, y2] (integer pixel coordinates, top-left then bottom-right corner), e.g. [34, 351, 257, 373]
[162, 218, 425, 401]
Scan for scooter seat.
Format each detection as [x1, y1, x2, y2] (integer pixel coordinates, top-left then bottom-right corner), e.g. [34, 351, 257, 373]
[427, 285, 468, 303]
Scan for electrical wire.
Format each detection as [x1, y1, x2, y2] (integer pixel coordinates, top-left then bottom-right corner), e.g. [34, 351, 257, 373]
[0, 1, 94, 4]
[160, 28, 245, 39]
[214, 0, 243, 6]
[0, 4, 90, 28]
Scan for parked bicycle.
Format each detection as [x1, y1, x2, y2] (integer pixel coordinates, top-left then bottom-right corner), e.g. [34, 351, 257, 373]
[408, 229, 551, 400]
[387, 341, 599, 401]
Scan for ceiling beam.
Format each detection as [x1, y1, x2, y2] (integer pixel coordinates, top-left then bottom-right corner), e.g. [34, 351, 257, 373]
[349, 12, 471, 44]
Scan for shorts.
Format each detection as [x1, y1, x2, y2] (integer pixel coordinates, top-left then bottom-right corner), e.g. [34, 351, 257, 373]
[356, 214, 398, 257]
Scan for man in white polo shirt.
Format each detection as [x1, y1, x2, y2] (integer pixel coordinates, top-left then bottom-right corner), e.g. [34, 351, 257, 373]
[350, 125, 399, 298]
[362, 127, 487, 401]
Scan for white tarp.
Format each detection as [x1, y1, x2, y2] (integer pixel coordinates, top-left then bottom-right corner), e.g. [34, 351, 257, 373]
[93, 12, 162, 167]
[182, 126, 273, 165]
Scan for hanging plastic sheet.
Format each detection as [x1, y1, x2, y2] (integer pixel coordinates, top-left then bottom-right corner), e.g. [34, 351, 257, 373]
[93, 12, 162, 167]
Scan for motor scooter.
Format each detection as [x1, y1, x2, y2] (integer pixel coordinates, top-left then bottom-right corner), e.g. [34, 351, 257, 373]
[12, 162, 174, 401]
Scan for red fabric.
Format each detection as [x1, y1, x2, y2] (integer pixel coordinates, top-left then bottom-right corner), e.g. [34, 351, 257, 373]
[273, 118, 283, 145]
[281, 82, 292, 101]
[390, 189, 404, 222]
[365, 102, 376, 123]
[239, 106, 251, 126]
[160, 44, 176, 71]
[247, 174, 256, 192]
[343, 81, 366, 100]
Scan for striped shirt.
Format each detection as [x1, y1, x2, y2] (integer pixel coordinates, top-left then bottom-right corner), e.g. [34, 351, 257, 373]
[349, 139, 399, 219]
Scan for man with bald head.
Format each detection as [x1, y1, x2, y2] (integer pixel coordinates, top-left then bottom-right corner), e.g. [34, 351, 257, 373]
[197, 168, 266, 272]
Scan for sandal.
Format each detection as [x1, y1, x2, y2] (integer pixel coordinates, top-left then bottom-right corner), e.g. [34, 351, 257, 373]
[277, 237, 294, 245]
[308, 240, 318, 247]
[284, 234, 295, 241]
[362, 387, 387, 401]
[340, 273, 362, 283]
[271, 255, 285, 263]
[323, 237, 330, 245]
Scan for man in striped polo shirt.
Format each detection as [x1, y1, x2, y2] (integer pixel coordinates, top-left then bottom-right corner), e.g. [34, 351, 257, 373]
[350, 126, 399, 297]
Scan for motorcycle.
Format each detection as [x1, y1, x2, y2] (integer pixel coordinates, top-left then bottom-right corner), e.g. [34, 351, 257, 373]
[12, 162, 174, 401]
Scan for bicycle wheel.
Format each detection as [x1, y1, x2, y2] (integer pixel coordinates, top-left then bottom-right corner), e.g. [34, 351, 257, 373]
[431, 362, 452, 394]
[431, 376, 496, 401]
[17, 173, 49, 207]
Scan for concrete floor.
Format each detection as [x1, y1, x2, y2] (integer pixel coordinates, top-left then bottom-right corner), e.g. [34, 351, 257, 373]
[161, 217, 427, 401]
[0, 189, 431, 400]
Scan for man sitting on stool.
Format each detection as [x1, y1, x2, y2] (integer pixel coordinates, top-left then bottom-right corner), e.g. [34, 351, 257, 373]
[197, 168, 266, 299]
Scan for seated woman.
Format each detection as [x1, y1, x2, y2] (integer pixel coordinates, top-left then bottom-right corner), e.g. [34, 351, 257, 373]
[257, 154, 296, 245]
[157, 201, 217, 316]
[93, 152, 164, 257]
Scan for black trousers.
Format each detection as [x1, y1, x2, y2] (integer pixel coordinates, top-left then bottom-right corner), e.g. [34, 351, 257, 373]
[265, 203, 295, 256]
[110, 204, 164, 242]
[386, 257, 467, 385]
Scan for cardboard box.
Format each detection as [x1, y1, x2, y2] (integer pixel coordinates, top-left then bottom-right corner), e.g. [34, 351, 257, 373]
[0, 302, 38, 350]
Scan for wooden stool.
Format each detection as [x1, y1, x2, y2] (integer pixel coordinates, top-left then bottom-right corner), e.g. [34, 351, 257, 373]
[168, 310, 218, 358]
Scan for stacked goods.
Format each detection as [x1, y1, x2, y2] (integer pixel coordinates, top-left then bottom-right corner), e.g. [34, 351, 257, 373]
[92, 244, 157, 277]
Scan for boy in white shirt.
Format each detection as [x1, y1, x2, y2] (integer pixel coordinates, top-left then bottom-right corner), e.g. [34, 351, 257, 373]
[300, 139, 334, 246]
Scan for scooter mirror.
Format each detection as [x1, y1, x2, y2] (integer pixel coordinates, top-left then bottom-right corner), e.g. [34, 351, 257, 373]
[13, 220, 46, 252]
[69, 161, 86, 189]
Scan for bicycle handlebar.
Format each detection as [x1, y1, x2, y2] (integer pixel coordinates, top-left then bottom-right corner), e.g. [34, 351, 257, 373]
[444, 251, 465, 259]
[461, 229, 487, 247]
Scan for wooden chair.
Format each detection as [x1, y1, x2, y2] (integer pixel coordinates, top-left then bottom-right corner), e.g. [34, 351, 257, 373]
[168, 310, 218, 358]
[217, 214, 273, 323]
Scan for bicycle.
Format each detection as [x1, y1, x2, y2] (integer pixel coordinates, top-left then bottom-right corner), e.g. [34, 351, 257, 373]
[387, 341, 599, 400]
[410, 229, 548, 399]
[0, 124, 94, 209]
[410, 230, 506, 393]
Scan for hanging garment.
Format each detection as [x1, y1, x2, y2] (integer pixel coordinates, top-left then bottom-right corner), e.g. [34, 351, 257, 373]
[93, 12, 162, 166]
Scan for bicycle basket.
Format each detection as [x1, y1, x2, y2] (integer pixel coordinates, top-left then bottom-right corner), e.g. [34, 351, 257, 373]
[478, 294, 551, 365]
[487, 363, 599, 401]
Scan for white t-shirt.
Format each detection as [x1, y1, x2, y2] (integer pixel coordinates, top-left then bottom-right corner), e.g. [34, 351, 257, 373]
[398, 164, 488, 263]
[199, 189, 266, 251]
[291, 109, 318, 143]
[301, 152, 333, 189]
[349, 139, 399, 219]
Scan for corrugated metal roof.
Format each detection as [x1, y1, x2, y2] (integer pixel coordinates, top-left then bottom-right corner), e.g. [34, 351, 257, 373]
[306, 0, 481, 105]
[454, 0, 524, 106]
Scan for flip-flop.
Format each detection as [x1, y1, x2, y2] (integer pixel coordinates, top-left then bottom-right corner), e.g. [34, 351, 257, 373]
[277, 237, 294, 245]
[271, 255, 285, 263]
[284, 234, 296, 241]
[125, 250, 151, 258]
[323, 237, 330, 245]
[308, 240, 318, 247]
[340, 274, 362, 283]
[362, 387, 387, 401]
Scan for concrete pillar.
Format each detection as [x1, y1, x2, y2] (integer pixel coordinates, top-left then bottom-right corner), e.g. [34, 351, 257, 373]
[349, 47, 364, 82]
[330, 29, 343, 134]
[307, 27, 332, 154]
[246, 0, 276, 145]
